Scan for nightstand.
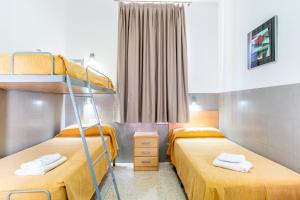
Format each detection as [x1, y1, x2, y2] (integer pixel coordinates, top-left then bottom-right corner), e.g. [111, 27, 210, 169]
[133, 132, 159, 171]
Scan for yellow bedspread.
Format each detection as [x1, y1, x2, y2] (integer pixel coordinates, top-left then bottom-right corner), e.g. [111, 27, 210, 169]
[0, 53, 114, 90]
[173, 138, 300, 200]
[0, 136, 116, 200]
[56, 124, 119, 160]
[167, 128, 224, 165]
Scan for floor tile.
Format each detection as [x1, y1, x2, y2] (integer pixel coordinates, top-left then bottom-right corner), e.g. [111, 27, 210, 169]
[99, 163, 187, 200]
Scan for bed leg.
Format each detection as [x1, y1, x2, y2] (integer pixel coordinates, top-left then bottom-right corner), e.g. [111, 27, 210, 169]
[180, 181, 184, 188]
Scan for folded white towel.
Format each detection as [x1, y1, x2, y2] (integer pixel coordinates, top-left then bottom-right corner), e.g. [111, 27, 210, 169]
[15, 156, 67, 176]
[213, 158, 253, 173]
[217, 153, 246, 163]
[20, 153, 62, 170]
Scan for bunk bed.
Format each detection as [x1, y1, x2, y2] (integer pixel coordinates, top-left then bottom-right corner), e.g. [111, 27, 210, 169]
[0, 52, 120, 200]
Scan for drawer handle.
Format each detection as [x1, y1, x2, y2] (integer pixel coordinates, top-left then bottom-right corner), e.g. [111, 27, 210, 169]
[142, 160, 151, 164]
[141, 142, 151, 145]
[142, 151, 150, 155]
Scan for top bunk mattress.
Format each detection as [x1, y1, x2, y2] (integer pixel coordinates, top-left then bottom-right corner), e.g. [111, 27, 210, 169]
[0, 53, 114, 90]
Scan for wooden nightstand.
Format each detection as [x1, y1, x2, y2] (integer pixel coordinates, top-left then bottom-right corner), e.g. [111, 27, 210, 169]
[134, 132, 159, 171]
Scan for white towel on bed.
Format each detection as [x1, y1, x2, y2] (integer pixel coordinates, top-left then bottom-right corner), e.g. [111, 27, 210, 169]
[213, 158, 253, 173]
[15, 156, 67, 176]
[20, 153, 62, 170]
[217, 153, 246, 163]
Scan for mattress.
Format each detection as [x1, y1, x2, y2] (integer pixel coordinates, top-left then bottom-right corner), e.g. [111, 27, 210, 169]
[173, 138, 300, 200]
[0, 136, 117, 200]
[0, 53, 114, 90]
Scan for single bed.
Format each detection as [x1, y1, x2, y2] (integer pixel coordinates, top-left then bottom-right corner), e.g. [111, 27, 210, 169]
[0, 125, 118, 200]
[0, 52, 114, 93]
[168, 111, 300, 200]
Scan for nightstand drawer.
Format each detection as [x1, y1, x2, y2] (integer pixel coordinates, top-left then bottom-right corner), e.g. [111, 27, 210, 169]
[135, 148, 158, 157]
[134, 157, 158, 167]
[133, 131, 159, 171]
[135, 138, 158, 148]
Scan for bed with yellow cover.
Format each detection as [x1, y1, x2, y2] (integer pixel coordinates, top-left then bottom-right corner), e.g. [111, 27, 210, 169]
[167, 128, 300, 200]
[0, 53, 114, 91]
[0, 124, 118, 200]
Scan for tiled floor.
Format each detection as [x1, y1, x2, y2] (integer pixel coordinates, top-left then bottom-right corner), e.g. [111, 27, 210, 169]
[99, 162, 187, 200]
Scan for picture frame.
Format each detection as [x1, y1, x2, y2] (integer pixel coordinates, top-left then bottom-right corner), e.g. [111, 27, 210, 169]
[248, 16, 277, 69]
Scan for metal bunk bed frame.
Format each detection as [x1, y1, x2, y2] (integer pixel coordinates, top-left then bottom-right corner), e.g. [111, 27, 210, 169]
[1, 52, 121, 200]
[0, 52, 115, 94]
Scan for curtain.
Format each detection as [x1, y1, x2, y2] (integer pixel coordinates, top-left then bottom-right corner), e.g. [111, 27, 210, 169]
[117, 3, 189, 123]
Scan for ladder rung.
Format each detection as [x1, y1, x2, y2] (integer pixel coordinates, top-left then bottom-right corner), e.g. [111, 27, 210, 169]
[83, 123, 100, 131]
[93, 151, 106, 166]
[74, 94, 93, 98]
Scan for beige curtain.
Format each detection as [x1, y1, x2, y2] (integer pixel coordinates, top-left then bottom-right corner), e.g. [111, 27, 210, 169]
[117, 3, 189, 123]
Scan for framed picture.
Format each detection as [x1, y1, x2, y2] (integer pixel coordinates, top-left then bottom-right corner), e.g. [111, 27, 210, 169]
[248, 16, 277, 69]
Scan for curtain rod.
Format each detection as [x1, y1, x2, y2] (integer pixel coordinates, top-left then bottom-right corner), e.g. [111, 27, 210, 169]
[114, 0, 192, 5]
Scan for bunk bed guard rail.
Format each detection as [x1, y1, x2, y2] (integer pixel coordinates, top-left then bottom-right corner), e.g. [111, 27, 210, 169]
[10, 52, 112, 89]
[85, 65, 112, 89]
[11, 52, 54, 75]
[6, 189, 51, 200]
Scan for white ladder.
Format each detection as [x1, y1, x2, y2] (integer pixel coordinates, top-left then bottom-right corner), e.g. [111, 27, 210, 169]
[66, 72, 121, 200]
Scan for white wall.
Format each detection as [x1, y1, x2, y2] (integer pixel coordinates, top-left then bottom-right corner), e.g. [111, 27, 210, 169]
[219, 0, 300, 92]
[0, 0, 67, 54]
[186, 2, 219, 93]
[65, 0, 119, 84]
